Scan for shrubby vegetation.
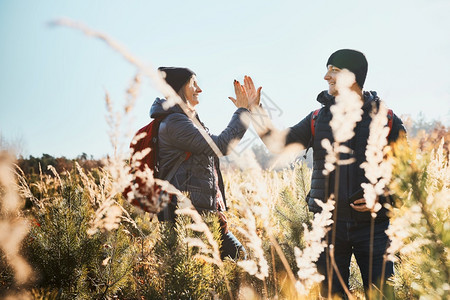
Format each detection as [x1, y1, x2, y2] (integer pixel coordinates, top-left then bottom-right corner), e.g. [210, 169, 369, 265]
[0, 154, 313, 298]
[0, 122, 448, 299]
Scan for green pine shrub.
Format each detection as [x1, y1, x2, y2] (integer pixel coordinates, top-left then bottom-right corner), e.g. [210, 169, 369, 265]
[22, 169, 139, 299]
[388, 138, 450, 299]
[135, 212, 240, 300]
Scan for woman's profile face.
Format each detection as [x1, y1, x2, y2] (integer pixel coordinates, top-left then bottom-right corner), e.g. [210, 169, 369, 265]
[183, 75, 202, 107]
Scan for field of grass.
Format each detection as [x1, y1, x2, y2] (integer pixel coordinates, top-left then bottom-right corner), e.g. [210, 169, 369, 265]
[0, 128, 449, 299]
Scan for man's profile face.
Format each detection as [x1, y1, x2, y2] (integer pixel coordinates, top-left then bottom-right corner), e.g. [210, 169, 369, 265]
[324, 65, 341, 96]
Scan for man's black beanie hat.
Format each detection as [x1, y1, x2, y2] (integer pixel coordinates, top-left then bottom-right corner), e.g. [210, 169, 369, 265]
[158, 67, 196, 93]
[326, 49, 368, 89]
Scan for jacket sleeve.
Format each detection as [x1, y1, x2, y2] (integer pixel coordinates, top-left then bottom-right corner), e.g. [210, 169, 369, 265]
[388, 113, 407, 143]
[285, 111, 313, 148]
[251, 105, 312, 153]
[162, 108, 250, 157]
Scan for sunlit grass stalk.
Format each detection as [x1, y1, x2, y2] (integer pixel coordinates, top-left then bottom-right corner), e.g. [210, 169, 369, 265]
[322, 70, 364, 298]
[175, 196, 234, 300]
[368, 215, 374, 298]
[360, 101, 392, 298]
[329, 162, 340, 258]
[379, 252, 388, 298]
[268, 233, 297, 289]
[0, 152, 33, 291]
[294, 198, 334, 295]
[235, 203, 269, 282]
[329, 245, 354, 300]
[270, 244, 278, 299]
[225, 150, 301, 294]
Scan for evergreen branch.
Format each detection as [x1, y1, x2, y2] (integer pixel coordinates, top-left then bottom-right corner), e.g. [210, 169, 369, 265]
[413, 183, 450, 282]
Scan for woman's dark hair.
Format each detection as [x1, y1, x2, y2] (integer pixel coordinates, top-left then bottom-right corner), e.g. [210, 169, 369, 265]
[177, 76, 193, 102]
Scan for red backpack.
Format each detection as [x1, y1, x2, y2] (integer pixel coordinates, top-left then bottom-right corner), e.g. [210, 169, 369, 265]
[122, 117, 190, 213]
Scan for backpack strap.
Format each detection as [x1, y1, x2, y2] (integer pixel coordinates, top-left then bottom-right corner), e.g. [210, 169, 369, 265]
[164, 152, 190, 182]
[311, 109, 321, 138]
[303, 108, 321, 159]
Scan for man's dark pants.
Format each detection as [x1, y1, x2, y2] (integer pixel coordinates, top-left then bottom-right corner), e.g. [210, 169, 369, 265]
[317, 219, 394, 298]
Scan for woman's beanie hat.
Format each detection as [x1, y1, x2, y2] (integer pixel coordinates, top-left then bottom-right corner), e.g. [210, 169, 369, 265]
[326, 49, 368, 89]
[158, 67, 196, 93]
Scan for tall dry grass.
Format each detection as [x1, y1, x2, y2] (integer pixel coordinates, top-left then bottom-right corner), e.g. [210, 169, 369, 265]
[0, 152, 33, 299]
[0, 19, 448, 299]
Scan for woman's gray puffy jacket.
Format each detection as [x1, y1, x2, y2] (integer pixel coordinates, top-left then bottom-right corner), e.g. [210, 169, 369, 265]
[150, 98, 250, 214]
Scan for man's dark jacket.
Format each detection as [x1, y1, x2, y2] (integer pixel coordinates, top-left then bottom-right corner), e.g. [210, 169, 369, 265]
[286, 91, 406, 222]
[150, 98, 249, 216]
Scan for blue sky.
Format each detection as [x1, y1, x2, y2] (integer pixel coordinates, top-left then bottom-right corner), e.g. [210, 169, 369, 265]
[1, 0, 449, 158]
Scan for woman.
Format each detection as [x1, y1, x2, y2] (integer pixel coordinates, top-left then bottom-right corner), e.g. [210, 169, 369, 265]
[150, 67, 253, 259]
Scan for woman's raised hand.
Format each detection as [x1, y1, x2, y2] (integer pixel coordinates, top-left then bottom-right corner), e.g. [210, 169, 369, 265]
[243, 75, 262, 109]
[228, 80, 249, 109]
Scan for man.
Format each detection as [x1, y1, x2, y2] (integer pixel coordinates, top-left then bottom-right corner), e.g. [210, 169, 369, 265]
[246, 49, 406, 297]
